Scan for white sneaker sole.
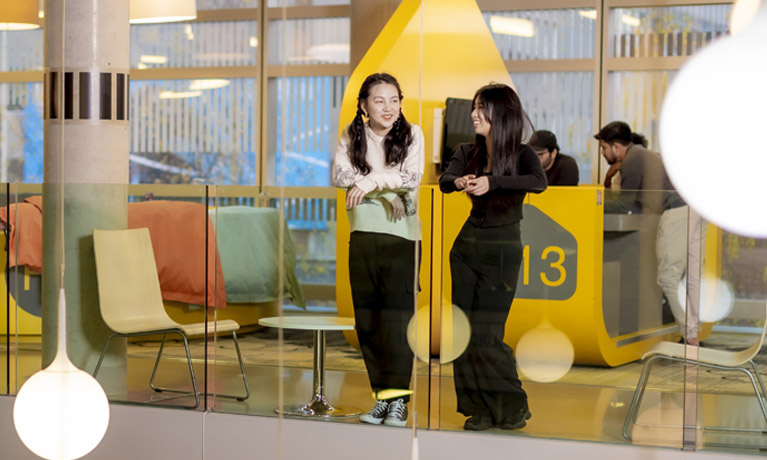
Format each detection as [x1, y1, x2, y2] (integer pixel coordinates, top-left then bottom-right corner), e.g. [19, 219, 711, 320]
[359, 415, 385, 424]
[383, 418, 407, 427]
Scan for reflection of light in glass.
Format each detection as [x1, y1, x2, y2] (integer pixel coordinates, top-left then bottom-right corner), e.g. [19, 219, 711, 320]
[249, 36, 258, 48]
[140, 54, 168, 64]
[159, 90, 203, 99]
[677, 275, 734, 323]
[515, 321, 574, 383]
[622, 14, 641, 27]
[731, 0, 760, 35]
[184, 24, 194, 40]
[578, 10, 597, 20]
[137, 62, 149, 70]
[189, 79, 230, 90]
[14, 290, 110, 460]
[660, 3, 767, 237]
[288, 43, 350, 63]
[193, 53, 251, 62]
[406, 304, 470, 364]
[489, 15, 535, 37]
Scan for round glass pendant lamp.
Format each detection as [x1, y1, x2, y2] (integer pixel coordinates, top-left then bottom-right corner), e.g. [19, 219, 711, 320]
[130, 0, 197, 24]
[13, 289, 110, 460]
[730, 0, 761, 35]
[659, 0, 767, 237]
[0, 0, 39, 30]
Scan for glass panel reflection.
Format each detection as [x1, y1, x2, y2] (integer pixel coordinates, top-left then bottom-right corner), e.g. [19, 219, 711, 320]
[483, 9, 596, 60]
[131, 21, 258, 68]
[129, 78, 258, 185]
[0, 29, 43, 72]
[512, 71, 594, 184]
[267, 75, 347, 186]
[268, 17, 350, 65]
[609, 5, 731, 58]
[606, 70, 676, 151]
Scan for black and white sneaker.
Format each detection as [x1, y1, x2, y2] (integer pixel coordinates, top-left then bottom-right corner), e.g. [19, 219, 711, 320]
[360, 400, 389, 424]
[383, 398, 408, 427]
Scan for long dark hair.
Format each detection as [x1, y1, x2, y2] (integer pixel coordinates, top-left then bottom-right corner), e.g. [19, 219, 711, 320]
[467, 83, 532, 177]
[347, 73, 413, 175]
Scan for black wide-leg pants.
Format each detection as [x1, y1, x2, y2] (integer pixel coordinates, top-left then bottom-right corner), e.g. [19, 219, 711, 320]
[450, 220, 527, 422]
[349, 231, 420, 400]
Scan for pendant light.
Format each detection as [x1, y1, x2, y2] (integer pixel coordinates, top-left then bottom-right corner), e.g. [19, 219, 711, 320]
[13, 289, 110, 460]
[0, 0, 40, 30]
[659, 0, 767, 237]
[130, 0, 197, 24]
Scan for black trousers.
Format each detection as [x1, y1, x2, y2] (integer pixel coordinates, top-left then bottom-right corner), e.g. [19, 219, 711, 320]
[450, 220, 528, 422]
[349, 231, 420, 400]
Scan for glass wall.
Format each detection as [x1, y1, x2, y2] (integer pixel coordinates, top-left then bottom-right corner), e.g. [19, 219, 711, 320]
[4, 0, 767, 459]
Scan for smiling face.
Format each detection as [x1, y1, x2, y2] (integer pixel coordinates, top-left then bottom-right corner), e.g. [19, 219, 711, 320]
[471, 98, 491, 138]
[360, 83, 401, 136]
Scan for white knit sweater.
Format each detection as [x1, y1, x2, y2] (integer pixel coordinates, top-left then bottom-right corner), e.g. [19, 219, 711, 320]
[333, 122, 424, 241]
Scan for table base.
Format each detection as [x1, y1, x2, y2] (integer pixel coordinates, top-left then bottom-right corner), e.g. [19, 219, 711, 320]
[276, 395, 360, 418]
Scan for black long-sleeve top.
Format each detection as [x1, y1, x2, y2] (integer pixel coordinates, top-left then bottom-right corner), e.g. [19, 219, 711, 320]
[439, 143, 547, 227]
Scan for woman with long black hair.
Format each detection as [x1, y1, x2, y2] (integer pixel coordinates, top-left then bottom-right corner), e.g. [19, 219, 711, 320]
[333, 73, 424, 427]
[439, 83, 546, 431]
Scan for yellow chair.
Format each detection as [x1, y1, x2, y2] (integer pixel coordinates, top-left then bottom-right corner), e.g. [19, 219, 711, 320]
[92, 227, 249, 408]
[623, 300, 767, 439]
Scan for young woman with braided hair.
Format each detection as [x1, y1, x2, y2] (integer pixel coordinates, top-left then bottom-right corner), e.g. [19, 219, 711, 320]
[333, 73, 424, 427]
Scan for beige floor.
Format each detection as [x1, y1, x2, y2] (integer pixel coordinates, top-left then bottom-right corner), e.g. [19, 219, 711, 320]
[3, 336, 767, 456]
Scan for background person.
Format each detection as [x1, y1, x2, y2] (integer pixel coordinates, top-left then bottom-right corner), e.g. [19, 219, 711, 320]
[333, 72, 424, 426]
[604, 132, 648, 189]
[528, 129, 579, 185]
[595, 121, 696, 344]
[439, 83, 547, 431]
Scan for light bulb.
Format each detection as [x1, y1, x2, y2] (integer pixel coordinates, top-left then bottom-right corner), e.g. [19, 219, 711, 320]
[14, 368, 110, 460]
[660, 1, 767, 237]
[13, 289, 110, 460]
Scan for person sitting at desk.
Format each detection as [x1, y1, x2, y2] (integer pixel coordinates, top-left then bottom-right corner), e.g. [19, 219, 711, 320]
[604, 132, 648, 190]
[529, 130, 579, 186]
[595, 121, 697, 345]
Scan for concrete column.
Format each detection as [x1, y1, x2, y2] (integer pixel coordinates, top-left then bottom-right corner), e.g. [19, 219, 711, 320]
[350, 0, 403, 69]
[42, 0, 130, 393]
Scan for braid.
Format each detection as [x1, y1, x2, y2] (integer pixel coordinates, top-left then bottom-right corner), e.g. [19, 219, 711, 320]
[348, 103, 371, 175]
[383, 110, 413, 167]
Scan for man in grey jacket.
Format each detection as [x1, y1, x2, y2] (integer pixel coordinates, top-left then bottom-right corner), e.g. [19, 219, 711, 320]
[596, 121, 699, 345]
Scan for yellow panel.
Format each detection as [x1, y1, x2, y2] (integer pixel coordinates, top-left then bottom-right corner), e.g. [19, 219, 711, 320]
[0, 247, 42, 336]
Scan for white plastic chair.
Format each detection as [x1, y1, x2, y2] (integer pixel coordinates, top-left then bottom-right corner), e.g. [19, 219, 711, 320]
[623, 300, 767, 439]
[92, 227, 250, 408]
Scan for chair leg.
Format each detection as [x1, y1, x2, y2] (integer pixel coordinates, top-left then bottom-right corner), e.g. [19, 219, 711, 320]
[149, 332, 200, 409]
[93, 333, 117, 378]
[749, 360, 767, 404]
[739, 365, 767, 423]
[149, 332, 169, 392]
[232, 331, 250, 401]
[623, 355, 661, 441]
